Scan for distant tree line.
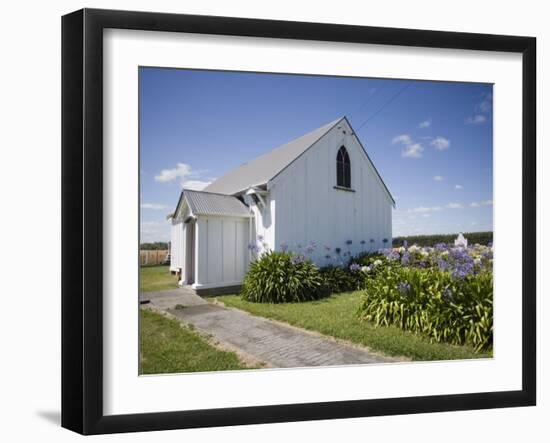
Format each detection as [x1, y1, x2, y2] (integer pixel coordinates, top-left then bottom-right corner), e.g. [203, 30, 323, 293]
[392, 231, 493, 247]
[140, 242, 169, 250]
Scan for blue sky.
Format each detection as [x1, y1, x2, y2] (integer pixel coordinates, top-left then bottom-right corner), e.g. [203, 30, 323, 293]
[140, 67, 493, 242]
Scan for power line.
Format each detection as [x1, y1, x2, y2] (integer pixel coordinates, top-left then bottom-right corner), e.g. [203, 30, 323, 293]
[351, 86, 384, 117]
[352, 82, 412, 134]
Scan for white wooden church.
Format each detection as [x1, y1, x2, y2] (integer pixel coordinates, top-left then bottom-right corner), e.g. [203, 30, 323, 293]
[169, 116, 394, 293]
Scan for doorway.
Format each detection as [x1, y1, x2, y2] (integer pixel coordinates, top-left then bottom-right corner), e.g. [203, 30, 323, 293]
[184, 221, 195, 284]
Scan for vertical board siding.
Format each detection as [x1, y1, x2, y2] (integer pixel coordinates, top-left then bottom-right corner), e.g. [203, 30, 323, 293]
[169, 219, 184, 272]
[195, 218, 208, 285]
[195, 216, 250, 287]
[271, 120, 393, 265]
[222, 220, 234, 281]
[248, 194, 276, 252]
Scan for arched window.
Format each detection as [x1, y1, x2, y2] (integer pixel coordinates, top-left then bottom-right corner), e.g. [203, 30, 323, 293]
[336, 146, 351, 188]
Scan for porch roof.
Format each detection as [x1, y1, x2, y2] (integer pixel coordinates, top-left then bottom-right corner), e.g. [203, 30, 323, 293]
[177, 189, 252, 219]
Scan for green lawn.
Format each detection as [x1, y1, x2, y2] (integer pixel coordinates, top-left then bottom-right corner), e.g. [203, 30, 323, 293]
[140, 309, 253, 374]
[217, 292, 489, 361]
[140, 265, 179, 293]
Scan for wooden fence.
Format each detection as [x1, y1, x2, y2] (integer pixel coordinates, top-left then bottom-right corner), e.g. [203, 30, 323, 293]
[140, 250, 169, 266]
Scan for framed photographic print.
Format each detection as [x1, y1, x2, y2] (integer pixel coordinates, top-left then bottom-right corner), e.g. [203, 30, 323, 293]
[61, 8, 536, 435]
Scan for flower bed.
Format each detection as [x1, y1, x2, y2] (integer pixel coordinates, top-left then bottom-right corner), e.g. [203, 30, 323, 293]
[241, 236, 493, 352]
[356, 242, 493, 352]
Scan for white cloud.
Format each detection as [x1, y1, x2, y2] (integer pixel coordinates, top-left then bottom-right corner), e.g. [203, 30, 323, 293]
[430, 136, 451, 151]
[421, 213, 430, 218]
[419, 119, 432, 128]
[446, 202, 464, 209]
[392, 134, 424, 158]
[410, 207, 431, 213]
[476, 93, 492, 113]
[469, 200, 493, 208]
[433, 175, 444, 181]
[454, 184, 463, 190]
[409, 206, 442, 213]
[141, 203, 167, 210]
[181, 180, 212, 191]
[392, 134, 412, 145]
[140, 220, 170, 242]
[478, 100, 491, 113]
[155, 162, 192, 183]
[401, 143, 424, 158]
[155, 162, 212, 189]
[466, 93, 492, 124]
[466, 115, 487, 125]
[465, 92, 493, 125]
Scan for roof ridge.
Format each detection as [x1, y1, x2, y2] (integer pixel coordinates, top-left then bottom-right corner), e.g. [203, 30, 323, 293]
[182, 188, 237, 197]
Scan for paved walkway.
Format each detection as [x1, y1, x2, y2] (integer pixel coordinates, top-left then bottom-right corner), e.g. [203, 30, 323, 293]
[141, 288, 396, 368]
[140, 288, 207, 309]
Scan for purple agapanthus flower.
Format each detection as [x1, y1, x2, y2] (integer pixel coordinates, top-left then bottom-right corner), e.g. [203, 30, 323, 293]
[291, 254, 306, 265]
[387, 250, 400, 261]
[324, 245, 331, 251]
[438, 259, 451, 271]
[401, 251, 411, 265]
[257, 234, 264, 242]
[403, 240, 408, 249]
[280, 243, 289, 252]
[247, 242, 259, 253]
[452, 262, 474, 279]
[349, 263, 361, 272]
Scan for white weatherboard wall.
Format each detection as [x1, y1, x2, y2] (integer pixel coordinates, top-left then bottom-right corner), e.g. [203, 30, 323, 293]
[194, 216, 250, 288]
[246, 193, 276, 253]
[270, 120, 393, 264]
[169, 219, 185, 272]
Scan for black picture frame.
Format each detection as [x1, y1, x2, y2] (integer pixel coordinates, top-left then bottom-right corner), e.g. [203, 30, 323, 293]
[61, 8, 536, 435]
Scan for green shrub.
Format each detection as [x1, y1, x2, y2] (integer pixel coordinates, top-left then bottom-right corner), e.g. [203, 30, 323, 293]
[241, 251, 327, 303]
[357, 266, 493, 352]
[320, 266, 366, 293]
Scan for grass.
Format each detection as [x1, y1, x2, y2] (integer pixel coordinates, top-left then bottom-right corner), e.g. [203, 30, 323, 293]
[140, 265, 179, 293]
[217, 292, 489, 361]
[140, 309, 252, 374]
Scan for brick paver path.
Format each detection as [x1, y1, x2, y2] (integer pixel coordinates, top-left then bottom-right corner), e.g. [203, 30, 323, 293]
[165, 302, 395, 368]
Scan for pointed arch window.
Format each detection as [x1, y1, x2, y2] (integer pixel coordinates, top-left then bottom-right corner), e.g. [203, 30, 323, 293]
[336, 146, 351, 188]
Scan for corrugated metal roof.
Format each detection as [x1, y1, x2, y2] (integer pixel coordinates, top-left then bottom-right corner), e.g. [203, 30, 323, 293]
[182, 189, 251, 218]
[204, 117, 344, 195]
